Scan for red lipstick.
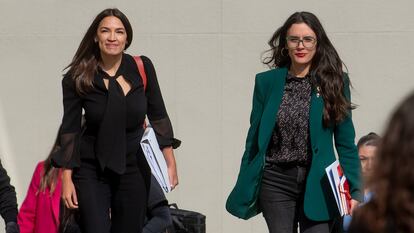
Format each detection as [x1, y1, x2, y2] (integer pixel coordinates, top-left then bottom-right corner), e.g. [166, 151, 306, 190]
[295, 53, 306, 58]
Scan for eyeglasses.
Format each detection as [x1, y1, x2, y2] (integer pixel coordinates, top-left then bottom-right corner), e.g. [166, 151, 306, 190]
[286, 36, 317, 49]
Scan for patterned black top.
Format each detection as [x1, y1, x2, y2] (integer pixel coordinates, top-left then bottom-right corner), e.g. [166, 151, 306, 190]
[266, 73, 312, 165]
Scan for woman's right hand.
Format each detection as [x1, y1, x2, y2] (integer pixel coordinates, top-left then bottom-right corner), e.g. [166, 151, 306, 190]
[61, 169, 78, 209]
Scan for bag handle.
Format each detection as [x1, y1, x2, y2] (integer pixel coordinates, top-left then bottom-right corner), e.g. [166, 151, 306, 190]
[133, 56, 147, 91]
[169, 203, 179, 209]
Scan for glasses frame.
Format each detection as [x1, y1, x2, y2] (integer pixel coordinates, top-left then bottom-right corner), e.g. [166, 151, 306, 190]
[286, 36, 317, 49]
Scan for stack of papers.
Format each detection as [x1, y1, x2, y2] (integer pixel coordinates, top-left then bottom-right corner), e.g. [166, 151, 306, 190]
[140, 125, 171, 193]
[325, 160, 351, 216]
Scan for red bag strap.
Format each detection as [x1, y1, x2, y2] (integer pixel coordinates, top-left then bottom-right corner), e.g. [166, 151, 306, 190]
[133, 56, 148, 128]
[133, 56, 147, 91]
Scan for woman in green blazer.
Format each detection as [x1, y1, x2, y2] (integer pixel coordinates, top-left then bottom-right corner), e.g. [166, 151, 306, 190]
[226, 12, 362, 233]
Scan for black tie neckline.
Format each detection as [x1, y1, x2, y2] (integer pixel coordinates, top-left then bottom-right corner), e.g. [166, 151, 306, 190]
[95, 74, 127, 174]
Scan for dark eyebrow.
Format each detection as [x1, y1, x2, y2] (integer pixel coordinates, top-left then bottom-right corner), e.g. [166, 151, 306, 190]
[99, 26, 125, 31]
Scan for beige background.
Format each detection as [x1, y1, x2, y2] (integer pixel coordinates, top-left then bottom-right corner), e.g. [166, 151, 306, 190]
[1, 0, 414, 232]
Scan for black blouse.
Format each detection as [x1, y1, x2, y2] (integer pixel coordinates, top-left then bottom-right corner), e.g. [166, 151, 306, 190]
[266, 73, 312, 165]
[52, 54, 180, 174]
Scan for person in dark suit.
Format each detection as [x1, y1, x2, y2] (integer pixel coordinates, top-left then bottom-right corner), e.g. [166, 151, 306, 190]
[51, 8, 180, 233]
[226, 11, 362, 233]
[143, 175, 172, 233]
[0, 160, 19, 233]
[349, 92, 414, 233]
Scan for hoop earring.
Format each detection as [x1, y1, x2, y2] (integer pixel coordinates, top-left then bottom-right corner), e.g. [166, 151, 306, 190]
[281, 48, 289, 56]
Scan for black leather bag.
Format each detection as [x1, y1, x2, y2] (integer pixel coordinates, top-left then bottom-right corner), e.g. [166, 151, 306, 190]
[59, 201, 81, 233]
[167, 203, 206, 233]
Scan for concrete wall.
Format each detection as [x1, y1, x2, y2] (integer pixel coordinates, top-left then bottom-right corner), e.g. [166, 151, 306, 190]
[0, 0, 413, 232]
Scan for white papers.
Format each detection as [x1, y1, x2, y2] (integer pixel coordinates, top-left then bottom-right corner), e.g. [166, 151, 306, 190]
[325, 160, 351, 216]
[140, 125, 171, 193]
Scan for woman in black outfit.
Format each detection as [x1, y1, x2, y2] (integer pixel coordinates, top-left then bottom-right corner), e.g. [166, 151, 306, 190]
[51, 8, 180, 233]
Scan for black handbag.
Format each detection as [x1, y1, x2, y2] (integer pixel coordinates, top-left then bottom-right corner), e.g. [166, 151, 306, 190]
[167, 203, 206, 233]
[59, 201, 82, 233]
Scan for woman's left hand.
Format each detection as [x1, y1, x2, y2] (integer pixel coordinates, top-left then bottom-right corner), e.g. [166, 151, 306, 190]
[349, 199, 360, 216]
[168, 163, 179, 190]
[162, 146, 179, 190]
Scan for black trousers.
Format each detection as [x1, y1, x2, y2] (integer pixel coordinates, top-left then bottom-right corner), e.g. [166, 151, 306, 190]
[259, 163, 335, 233]
[73, 153, 148, 233]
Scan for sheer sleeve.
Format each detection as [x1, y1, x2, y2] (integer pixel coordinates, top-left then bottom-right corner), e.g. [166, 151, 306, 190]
[51, 75, 82, 169]
[142, 56, 181, 149]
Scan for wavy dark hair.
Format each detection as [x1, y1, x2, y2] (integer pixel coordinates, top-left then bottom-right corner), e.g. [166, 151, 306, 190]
[65, 8, 133, 95]
[350, 92, 414, 233]
[263, 11, 353, 126]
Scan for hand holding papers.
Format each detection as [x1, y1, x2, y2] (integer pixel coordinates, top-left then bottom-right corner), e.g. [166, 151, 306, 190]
[325, 160, 352, 216]
[141, 125, 172, 193]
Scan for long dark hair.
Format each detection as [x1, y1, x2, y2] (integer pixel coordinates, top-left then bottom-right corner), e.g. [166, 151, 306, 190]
[351, 92, 414, 233]
[263, 12, 353, 126]
[65, 8, 133, 95]
[39, 133, 61, 195]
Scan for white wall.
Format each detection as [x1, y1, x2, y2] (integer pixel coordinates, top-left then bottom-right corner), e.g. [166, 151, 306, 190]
[0, 0, 413, 232]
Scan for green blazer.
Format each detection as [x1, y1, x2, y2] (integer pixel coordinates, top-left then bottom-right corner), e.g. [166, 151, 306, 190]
[226, 67, 362, 221]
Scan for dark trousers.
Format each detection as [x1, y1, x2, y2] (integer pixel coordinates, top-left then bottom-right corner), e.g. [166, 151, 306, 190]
[259, 163, 335, 233]
[73, 153, 148, 233]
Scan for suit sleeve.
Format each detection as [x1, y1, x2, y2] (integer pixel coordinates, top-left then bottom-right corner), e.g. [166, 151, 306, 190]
[334, 74, 363, 202]
[240, 75, 265, 165]
[0, 160, 18, 224]
[143, 176, 171, 233]
[18, 162, 43, 233]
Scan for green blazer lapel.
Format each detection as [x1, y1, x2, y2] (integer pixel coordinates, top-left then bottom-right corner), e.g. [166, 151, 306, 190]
[258, 68, 287, 151]
[309, 85, 324, 148]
